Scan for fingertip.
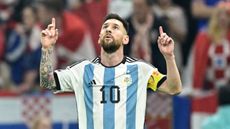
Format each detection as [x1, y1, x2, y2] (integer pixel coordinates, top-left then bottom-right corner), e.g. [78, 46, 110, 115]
[159, 26, 163, 35]
[52, 17, 55, 26]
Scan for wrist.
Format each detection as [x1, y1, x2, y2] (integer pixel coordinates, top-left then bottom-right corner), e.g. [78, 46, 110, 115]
[42, 45, 54, 51]
[164, 54, 175, 61]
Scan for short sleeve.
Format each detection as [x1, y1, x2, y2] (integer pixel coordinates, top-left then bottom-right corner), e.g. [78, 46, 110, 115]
[147, 68, 166, 91]
[53, 66, 74, 92]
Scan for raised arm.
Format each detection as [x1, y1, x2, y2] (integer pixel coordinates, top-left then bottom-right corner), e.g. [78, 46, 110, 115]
[40, 18, 58, 91]
[157, 26, 182, 95]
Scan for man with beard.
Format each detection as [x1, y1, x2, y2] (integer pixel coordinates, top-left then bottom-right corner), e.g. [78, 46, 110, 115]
[39, 13, 182, 129]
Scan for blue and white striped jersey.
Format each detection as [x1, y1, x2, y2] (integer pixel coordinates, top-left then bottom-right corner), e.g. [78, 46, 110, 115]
[54, 56, 166, 129]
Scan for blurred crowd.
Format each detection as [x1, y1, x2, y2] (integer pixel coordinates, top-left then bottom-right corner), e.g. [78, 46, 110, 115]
[0, 0, 230, 129]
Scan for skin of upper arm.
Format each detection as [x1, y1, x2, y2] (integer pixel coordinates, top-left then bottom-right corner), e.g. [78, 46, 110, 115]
[157, 81, 170, 94]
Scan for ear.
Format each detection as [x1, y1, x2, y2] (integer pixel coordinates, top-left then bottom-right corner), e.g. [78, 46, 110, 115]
[123, 35, 129, 45]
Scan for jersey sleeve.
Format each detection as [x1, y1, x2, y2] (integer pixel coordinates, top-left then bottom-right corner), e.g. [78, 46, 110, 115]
[147, 68, 166, 91]
[53, 66, 74, 92]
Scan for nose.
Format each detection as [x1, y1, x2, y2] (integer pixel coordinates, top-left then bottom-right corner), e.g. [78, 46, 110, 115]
[106, 27, 112, 33]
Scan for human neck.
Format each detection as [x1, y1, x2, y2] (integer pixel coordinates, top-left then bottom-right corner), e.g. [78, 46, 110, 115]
[100, 48, 124, 67]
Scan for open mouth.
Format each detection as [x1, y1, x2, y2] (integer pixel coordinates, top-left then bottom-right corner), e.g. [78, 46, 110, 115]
[104, 34, 113, 39]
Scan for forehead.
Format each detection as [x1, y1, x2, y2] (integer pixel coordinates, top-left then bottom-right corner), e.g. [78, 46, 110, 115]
[103, 19, 124, 27]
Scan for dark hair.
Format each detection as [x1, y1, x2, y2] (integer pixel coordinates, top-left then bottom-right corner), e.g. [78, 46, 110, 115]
[35, 0, 65, 14]
[103, 13, 129, 33]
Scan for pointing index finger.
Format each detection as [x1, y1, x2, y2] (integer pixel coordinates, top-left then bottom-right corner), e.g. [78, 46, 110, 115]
[159, 26, 163, 36]
[52, 18, 56, 29]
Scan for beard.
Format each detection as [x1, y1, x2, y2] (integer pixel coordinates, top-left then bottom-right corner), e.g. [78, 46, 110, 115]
[100, 36, 121, 54]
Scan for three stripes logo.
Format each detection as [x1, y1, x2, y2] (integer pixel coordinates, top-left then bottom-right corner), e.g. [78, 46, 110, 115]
[89, 79, 96, 86]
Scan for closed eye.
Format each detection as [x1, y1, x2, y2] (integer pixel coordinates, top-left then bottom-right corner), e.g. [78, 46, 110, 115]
[113, 25, 119, 30]
[102, 25, 108, 29]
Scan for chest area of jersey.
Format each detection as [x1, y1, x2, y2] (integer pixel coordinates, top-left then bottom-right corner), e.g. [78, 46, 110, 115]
[82, 64, 140, 104]
[83, 64, 139, 87]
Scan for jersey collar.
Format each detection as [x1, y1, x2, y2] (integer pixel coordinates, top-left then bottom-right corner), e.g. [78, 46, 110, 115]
[99, 56, 126, 68]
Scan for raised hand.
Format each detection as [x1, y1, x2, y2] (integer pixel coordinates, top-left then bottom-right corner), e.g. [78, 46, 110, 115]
[41, 18, 58, 49]
[157, 26, 175, 58]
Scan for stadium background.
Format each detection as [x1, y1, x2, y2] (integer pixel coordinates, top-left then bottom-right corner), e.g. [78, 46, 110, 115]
[0, 0, 229, 129]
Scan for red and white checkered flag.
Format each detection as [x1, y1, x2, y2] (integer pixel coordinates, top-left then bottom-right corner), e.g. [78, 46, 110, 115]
[21, 96, 51, 127]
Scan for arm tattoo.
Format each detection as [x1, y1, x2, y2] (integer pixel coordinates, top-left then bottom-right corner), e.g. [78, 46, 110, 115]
[40, 47, 56, 91]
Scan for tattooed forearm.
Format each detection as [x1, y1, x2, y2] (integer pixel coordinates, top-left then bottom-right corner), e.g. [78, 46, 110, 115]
[40, 47, 56, 91]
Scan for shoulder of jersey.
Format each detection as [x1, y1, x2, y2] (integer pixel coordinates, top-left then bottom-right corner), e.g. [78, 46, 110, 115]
[69, 59, 88, 68]
[126, 56, 138, 63]
[91, 57, 100, 64]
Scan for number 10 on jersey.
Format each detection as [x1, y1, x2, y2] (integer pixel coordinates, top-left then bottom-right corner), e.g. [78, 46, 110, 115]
[100, 86, 120, 104]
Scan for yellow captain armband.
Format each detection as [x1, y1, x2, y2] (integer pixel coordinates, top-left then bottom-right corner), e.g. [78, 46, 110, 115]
[147, 69, 166, 91]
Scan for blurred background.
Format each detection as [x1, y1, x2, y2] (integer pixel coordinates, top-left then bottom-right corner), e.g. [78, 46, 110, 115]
[0, 0, 230, 129]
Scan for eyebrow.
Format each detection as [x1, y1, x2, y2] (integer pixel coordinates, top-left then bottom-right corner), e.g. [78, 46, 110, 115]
[103, 22, 120, 27]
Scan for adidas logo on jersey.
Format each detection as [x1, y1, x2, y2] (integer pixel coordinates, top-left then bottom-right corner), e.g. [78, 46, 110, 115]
[89, 79, 96, 86]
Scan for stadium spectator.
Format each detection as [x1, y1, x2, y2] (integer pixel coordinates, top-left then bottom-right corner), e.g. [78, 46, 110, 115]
[0, 0, 16, 24]
[183, 2, 230, 129]
[191, 0, 220, 30]
[10, 0, 34, 22]
[125, 0, 169, 74]
[5, 6, 41, 94]
[0, 23, 12, 90]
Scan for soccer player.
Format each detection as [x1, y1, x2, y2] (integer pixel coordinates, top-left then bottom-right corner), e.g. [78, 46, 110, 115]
[40, 13, 182, 129]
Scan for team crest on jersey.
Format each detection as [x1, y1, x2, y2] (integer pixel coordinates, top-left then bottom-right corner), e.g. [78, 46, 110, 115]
[123, 74, 132, 86]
